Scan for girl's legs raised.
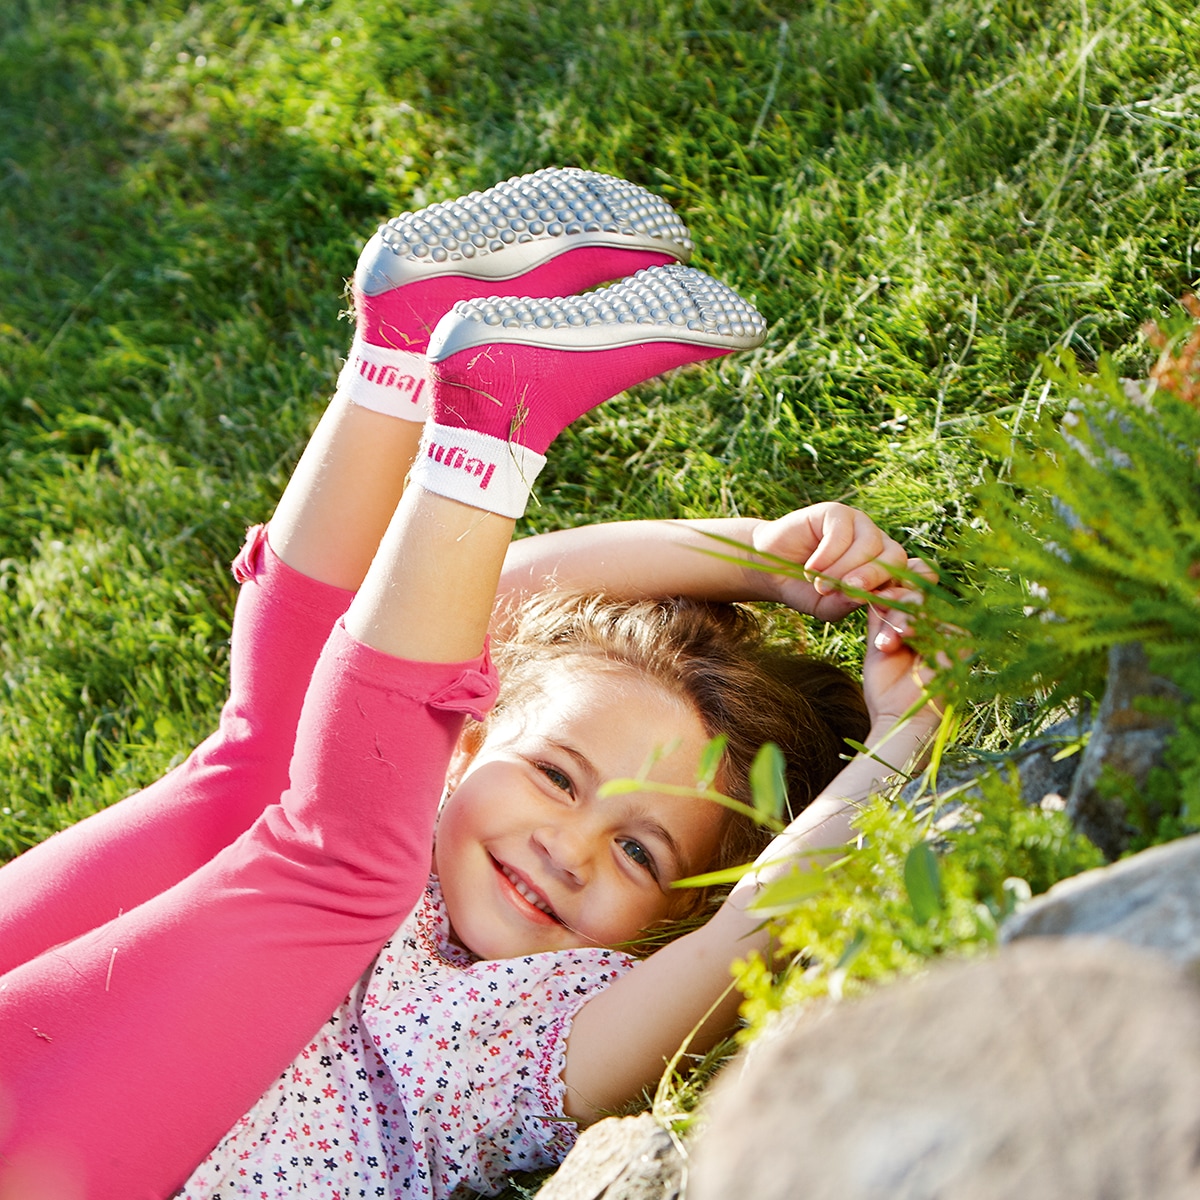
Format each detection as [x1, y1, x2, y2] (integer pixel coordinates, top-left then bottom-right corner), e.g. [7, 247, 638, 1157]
[0, 529, 355, 978]
[0, 391, 410, 976]
[350, 263, 767, 653]
[0, 169, 688, 976]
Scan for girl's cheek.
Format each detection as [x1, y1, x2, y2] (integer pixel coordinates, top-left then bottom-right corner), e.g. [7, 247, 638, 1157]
[431, 797, 465, 865]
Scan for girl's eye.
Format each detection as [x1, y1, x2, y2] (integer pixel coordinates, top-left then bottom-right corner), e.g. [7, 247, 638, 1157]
[536, 762, 574, 794]
[619, 838, 655, 875]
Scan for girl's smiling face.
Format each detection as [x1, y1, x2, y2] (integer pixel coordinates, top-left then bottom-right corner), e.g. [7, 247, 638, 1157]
[433, 658, 726, 961]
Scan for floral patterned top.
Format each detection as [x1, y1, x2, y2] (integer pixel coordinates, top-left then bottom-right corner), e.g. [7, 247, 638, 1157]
[178, 878, 634, 1199]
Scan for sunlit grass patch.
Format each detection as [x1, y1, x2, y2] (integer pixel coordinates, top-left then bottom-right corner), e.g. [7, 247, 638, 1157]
[1, 0, 1197, 865]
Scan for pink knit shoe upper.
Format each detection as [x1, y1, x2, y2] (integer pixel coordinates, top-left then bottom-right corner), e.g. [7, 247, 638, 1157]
[411, 264, 767, 517]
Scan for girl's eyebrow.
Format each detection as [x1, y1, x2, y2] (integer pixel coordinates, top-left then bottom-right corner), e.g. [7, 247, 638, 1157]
[546, 738, 600, 789]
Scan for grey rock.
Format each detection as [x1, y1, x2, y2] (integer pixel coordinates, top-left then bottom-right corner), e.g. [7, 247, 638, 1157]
[900, 642, 1182, 859]
[1000, 832, 1200, 970]
[688, 938, 1200, 1200]
[1011, 713, 1089, 804]
[536, 1113, 683, 1200]
[904, 714, 1089, 834]
[1067, 642, 1182, 859]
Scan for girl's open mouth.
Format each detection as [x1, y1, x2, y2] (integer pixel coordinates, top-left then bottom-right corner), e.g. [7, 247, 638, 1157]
[492, 858, 564, 925]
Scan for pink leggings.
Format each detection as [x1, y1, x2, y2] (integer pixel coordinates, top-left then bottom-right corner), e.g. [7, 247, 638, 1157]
[0, 525, 497, 1200]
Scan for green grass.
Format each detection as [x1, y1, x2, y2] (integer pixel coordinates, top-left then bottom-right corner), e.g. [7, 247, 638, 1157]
[1, 0, 1197, 855]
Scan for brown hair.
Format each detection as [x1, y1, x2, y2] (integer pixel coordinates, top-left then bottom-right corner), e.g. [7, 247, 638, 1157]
[485, 592, 870, 930]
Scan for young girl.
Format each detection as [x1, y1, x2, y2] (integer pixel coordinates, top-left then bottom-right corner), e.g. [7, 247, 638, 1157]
[0, 168, 939, 1200]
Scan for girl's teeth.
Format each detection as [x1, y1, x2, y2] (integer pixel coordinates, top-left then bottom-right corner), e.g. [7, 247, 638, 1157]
[503, 866, 553, 916]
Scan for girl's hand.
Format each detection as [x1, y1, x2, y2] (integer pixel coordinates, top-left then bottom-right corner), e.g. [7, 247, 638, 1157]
[750, 503, 910, 621]
[861, 558, 942, 734]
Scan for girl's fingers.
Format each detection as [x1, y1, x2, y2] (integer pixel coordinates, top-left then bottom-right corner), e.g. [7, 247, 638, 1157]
[838, 535, 908, 593]
[803, 506, 870, 594]
[813, 532, 917, 599]
[859, 557, 938, 607]
[906, 556, 939, 586]
[756, 504, 853, 598]
[808, 511, 896, 595]
[870, 605, 911, 651]
[764, 507, 930, 607]
[875, 560, 940, 647]
[868, 579, 929, 650]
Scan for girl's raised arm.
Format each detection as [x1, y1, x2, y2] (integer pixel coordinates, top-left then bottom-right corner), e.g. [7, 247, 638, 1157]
[561, 584, 941, 1123]
[495, 502, 912, 637]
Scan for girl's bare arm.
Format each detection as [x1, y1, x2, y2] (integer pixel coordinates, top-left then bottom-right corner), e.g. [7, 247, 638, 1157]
[493, 504, 911, 635]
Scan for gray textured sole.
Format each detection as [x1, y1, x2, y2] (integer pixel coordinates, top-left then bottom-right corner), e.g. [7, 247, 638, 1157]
[355, 168, 693, 296]
[426, 264, 766, 360]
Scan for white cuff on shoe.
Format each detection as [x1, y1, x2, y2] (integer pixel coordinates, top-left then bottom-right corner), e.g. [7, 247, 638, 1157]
[410, 425, 547, 519]
[337, 336, 431, 421]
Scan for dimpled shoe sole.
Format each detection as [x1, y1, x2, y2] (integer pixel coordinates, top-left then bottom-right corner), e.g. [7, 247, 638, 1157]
[355, 168, 693, 295]
[426, 263, 767, 360]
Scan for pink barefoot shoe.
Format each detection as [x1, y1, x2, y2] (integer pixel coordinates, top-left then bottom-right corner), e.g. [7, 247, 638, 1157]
[412, 263, 767, 517]
[338, 168, 693, 422]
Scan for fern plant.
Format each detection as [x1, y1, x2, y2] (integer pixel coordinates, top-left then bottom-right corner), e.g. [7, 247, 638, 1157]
[925, 299, 1200, 840]
[730, 769, 1101, 1044]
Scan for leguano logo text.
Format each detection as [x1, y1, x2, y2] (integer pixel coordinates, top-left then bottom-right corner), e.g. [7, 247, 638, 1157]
[426, 442, 496, 490]
[356, 357, 427, 406]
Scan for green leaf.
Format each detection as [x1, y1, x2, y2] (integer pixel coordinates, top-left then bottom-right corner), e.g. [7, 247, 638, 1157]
[904, 841, 943, 925]
[747, 865, 828, 917]
[834, 927, 867, 971]
[672, 861, 756, 889]
[697, 734, 728, 791]
[924, 703, 961, 791]
[599, 778, 652, 796]
[750, 742, 787, 823]
[599, 777, 779, 829]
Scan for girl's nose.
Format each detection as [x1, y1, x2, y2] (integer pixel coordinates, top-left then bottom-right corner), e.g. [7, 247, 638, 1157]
[532, 821, 593, 884]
